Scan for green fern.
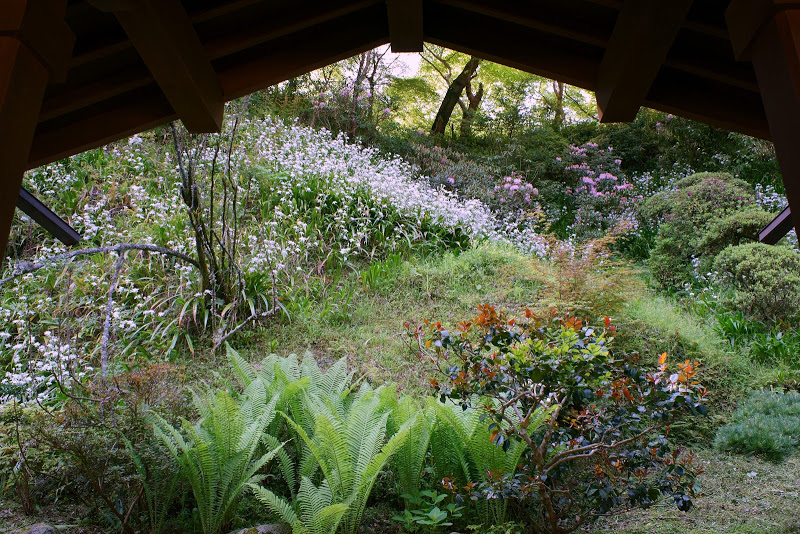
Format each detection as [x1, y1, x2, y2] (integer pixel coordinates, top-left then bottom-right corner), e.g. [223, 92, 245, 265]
[430, 399, 554, 524]
[149, 382, 284, 534]
[389, 396, 436, 505]
[249, 477, 348, 534]
[283, 387, 413, 534]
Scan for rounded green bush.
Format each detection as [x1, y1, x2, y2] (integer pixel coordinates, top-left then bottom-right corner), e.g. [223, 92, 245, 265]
[714, 390, 800, 461]
[697, 208, 776, 269]
[713, 243, 800, 322]
[645, 172, 756, 288]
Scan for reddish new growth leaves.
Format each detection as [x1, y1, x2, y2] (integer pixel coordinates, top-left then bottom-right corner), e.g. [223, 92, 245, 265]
[406, 305, 709, 534]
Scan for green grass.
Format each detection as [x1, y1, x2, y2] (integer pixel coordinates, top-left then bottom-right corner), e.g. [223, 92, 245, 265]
[236, 243, 545, 395]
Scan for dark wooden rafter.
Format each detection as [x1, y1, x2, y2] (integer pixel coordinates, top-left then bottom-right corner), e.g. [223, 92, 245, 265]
[760, 207, 793, 244]
[17, 187, 80, 246]
[727, 0, 800, 239]
[0, 0, 73, 261]
[90, 0, 224, 133]
[386, 0, 423, 52]
[597, 0, 694, 123]
[29, 4, 389, 168]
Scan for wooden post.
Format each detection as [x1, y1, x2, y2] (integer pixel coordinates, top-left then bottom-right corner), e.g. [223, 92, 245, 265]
[727, 1, 800, 239]
[0, 0, 73, 264]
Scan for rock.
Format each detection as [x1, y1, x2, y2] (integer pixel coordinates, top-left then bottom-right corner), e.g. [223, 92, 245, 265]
[16, 524, 57, 534]
[228, 524, 291, 534]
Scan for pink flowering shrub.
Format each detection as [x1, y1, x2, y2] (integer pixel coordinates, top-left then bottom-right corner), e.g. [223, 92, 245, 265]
[492, 172, 539, 211]
[557, 142, 642, 240]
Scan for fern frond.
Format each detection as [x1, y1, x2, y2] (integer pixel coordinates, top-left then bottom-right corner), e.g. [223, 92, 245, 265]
[226, 344, 257, 386]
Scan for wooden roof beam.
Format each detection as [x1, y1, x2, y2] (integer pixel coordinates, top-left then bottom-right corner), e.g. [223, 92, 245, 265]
[90, 0, 223, 133]
[17, 187, 80, 246]
[596, 0, 694, 123]
[386, 0, 423, 52]
[759, 207, 793, 244]
[726, 0, 800, 240]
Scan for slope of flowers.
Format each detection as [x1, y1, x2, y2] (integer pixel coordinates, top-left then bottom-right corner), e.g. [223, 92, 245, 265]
[246, 119, 548, 257]
[1, 117, 547, 404]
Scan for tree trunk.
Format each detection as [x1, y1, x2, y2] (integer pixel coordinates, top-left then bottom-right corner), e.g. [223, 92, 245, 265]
[460, 80, 484, 137]
[552, 80, 565, 130]
[431, 56, 480, 136]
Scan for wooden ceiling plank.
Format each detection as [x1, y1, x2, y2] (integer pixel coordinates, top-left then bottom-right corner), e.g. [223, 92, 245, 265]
[434, 0, 612, 48]
[386, 0, 423, 52]
[39, 70, 151, 121]
[424, 2, 601, 91]
[218, 6, 390, 99]
[204, 0, 378, 60]
[597, 0, 694, 123]
[91, 0, 223, 133]
[726, 1, 800, 239]
[644, 68, 771, 139]
[29, 89, 175, 168]
[663, 58, 760, 92]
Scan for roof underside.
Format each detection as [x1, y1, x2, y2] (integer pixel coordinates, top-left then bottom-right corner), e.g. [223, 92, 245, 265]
[29, 0, 766, 169]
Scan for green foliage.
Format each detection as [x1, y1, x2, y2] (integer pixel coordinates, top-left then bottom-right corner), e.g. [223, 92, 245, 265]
[284, 386, 412, 534]
[392, 489, 464, 532]
[644, 172, 757, 288]
[430, 399, 548, 525]
[149, 383, 284, 534]
[712, 243, 800, 322]
[411, 305, 708, 533]
[750, 329, 800, 368]
[714, 390, 800, 461]
[250, 477, 348, 534]
[229, 347, 413, 534]
[0, 363, 189, 533]
[389, 397, 435, 506]
[698, 207, 776, 262]
[409, 143, 497, 205]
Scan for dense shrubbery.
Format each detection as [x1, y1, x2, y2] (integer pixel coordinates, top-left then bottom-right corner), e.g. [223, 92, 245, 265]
[643, 172, 758, 288]
[713, 243, 800, 323]
[408, 306, 707, 533]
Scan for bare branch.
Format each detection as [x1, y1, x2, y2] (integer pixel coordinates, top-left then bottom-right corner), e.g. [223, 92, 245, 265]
[1, 243, 199, 286]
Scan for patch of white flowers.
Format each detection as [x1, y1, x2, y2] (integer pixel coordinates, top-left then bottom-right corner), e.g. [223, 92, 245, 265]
[2, 116, 551, 405]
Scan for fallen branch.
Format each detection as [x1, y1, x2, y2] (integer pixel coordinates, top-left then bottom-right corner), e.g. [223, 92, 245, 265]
[0, 243, 198, 286]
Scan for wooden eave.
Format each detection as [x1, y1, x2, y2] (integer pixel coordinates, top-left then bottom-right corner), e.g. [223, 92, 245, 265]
[24, 0, 769, 171]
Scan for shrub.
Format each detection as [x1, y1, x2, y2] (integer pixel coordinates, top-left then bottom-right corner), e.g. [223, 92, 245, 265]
[644, 172, 756, 288]
[534, 224, 643, 318]
[714, 390, 800, 461]
[409, 305, 708, 533]
[2, 363, 189, 534]
[698, 208, 776, 261]
[712, 243, 800, 322]
[553, 142, 642, 240]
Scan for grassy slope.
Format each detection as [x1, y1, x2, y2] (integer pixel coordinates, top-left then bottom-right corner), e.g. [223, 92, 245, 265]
[233, 244, 799, 533]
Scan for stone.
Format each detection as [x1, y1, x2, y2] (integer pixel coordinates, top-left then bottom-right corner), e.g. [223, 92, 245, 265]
[16, 524, 58, 534]
[228, 524, 291, 534]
